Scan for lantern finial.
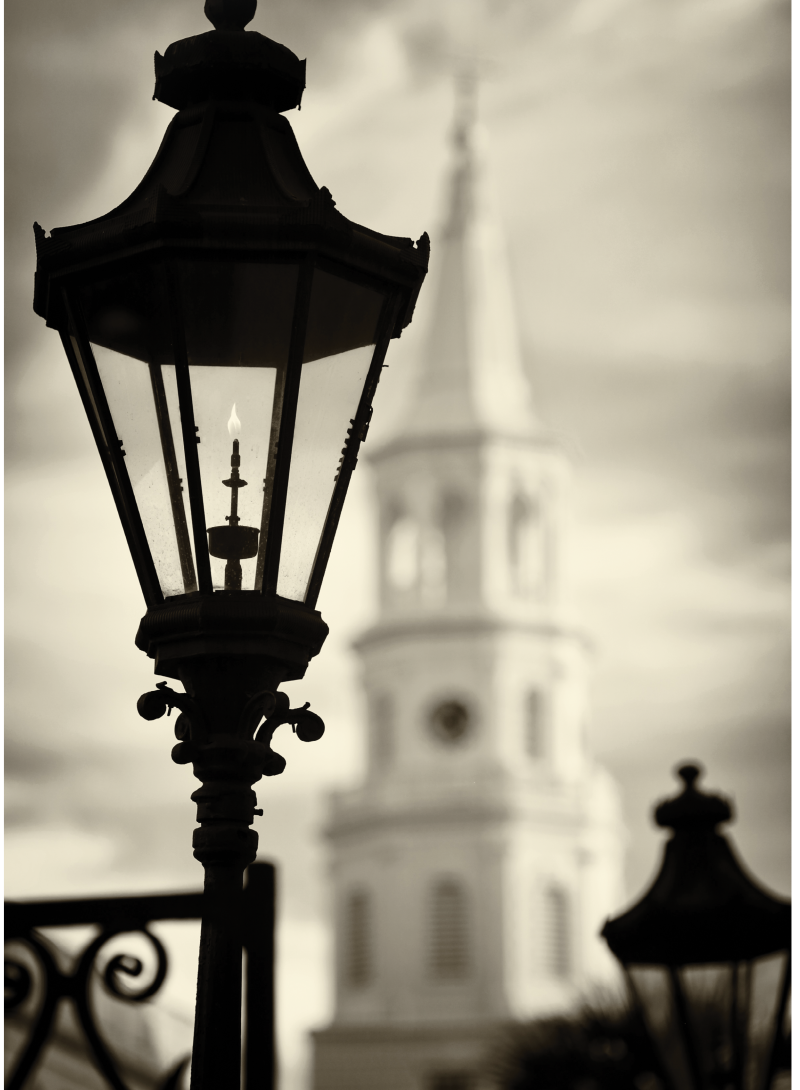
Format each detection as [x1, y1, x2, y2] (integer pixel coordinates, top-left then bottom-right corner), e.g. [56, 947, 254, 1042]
[654, 760, 733, 832]
[153, 1, 305, 112]
[677, 762, 699, 788]
[204, 0, 257, 32]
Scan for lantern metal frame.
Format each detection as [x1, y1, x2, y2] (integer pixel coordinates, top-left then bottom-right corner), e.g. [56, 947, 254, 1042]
[602, 764, 791, 1090]
[32, 8, 429, 694]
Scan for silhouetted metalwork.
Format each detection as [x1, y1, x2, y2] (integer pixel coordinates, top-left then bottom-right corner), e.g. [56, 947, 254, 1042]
[4, 861, 276, 1090]
[602, 764, 791, 1090]
[31, 0, 427, 1080]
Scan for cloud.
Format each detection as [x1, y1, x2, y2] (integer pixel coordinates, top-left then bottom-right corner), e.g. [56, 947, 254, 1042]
[542, 354, 790, 548]
[5, 738, 65, 782]
[5, 824, 118, 897]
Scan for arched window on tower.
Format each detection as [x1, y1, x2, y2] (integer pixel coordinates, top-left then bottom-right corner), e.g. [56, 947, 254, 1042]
[440, 491, 470, 601]
[420, 523, 447, 606]
[525, 689, 547, 760]
[428, 877, 470, 980]
[541, 885, 571, 979]
[371, 692, 395, 771]
[509, 493, 546, 598]
[385, 508, 420, 594]
[343, 888, 373, 989]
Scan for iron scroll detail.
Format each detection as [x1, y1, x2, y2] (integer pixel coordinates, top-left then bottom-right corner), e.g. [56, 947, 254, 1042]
[4, 926, 182, 1090]
[137, 681, 325, 780]
[4, 861, 275, 1090]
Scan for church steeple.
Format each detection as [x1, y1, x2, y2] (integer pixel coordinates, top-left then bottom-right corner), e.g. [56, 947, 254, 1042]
[312, 78, 625, 1090]
[399, 72, 538, 440]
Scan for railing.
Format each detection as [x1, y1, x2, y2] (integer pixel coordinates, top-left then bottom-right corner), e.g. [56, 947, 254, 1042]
[4, 861, 275, 1090]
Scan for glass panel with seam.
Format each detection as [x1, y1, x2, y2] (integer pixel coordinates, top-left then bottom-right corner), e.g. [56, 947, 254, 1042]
[680, 963, 734, 1084]
[743, 953, 788, 1090]
[277, 268, 385, 602]
[93, 347, 196, 598]
[178, 260, 299, 592]
[628, 964, 694, 1090]
[78, 264, 197, 599]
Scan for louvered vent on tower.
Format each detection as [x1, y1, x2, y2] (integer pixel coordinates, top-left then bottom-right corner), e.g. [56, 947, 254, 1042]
[428, 878, 470, 979]
[344, 889, 373, 988]
[542, 885, 571, 978]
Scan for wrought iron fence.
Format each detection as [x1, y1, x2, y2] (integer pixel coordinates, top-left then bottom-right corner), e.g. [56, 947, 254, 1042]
[4, 862, 275, 1090]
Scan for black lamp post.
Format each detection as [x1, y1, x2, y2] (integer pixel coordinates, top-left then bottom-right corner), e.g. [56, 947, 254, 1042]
[32, 1, 429, 1086]
[602, 764, 790, 1090]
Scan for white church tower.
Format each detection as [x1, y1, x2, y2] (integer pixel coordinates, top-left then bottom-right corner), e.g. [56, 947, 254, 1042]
[312, 79, 626, 1090]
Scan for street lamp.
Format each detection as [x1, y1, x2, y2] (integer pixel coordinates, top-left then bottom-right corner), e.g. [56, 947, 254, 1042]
[602, 764, 790, 1090]
[32, 1, 429, 1086]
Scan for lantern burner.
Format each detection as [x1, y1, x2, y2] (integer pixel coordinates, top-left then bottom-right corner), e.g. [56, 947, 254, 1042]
[207, 437, 260, 590]
[223, 437, 247, 523]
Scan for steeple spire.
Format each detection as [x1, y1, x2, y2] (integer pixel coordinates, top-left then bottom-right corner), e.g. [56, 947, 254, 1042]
[399, 70, 539, 440]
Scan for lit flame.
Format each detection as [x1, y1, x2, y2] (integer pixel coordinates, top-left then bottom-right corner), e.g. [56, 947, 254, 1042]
[227, 403, 241, 438]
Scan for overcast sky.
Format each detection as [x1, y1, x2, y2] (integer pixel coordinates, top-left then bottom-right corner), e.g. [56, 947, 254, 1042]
[5, 0, 789, 1085]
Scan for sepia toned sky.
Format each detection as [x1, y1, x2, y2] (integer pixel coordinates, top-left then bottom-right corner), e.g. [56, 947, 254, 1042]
[5, 0, 789, 1084]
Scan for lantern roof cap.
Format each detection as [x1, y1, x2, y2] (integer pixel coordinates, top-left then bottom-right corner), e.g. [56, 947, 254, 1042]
[602, 763, 790, 965]
[154, 0, 306, 113]
[33, 10, 429, 340]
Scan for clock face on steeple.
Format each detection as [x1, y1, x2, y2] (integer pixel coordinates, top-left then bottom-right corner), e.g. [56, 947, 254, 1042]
[428, 699, 472, 744]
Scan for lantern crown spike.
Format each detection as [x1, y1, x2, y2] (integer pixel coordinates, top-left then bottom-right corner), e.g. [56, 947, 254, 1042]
[204, 0, 257, 32]
[153, 1, 306, 112]
[677, 762, 699, 788]
[654, 760, 733, 833]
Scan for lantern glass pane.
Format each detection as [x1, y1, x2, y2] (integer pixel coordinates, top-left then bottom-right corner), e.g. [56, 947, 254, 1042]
[277, 344, 373, 600]
[75, 257, 387, 601]
[276, 268, 385, 601]
[744, 952, 789, 1090]
[94, 347, 197, 597]
[78, 262, 199, 598]
[178, 259, 299, 591]
[628, 965, 694, 1090]
[680, 963, 737, 1086]
[302, 267, 385, 364]
[190, 365, 279, 591]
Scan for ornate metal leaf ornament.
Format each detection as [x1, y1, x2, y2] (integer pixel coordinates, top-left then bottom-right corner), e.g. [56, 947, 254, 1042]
[137, 680, 325, 781]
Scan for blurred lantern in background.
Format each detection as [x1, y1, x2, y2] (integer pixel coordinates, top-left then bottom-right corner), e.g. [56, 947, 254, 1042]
[31, 0, 429, 1086]
[602, 764, 791, 1090]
